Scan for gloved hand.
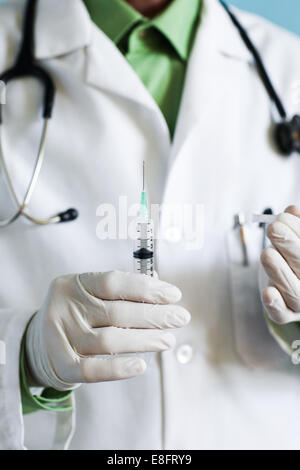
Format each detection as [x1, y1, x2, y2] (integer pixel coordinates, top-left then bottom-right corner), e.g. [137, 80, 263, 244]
[26, 271, 190, 391]
[261, 205, 300, 325]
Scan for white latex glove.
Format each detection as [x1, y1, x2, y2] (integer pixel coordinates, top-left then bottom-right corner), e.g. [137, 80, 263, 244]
[26, 271, 190, 391]
[261, 205, 300, 325]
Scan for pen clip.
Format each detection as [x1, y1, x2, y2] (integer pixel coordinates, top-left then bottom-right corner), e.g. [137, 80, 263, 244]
[234, 213, 249, 267]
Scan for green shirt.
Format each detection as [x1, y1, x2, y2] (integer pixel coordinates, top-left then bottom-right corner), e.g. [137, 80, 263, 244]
[83, 0, 202, 137]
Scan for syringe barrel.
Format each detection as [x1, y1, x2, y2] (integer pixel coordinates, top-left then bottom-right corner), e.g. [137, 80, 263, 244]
[133, 254, 154, 276]
[133, 219, 154, 276]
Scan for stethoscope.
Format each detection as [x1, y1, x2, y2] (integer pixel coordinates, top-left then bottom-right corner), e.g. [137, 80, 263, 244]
[0, 0, 299, 228]
[0, 0, 78, 227]
[220, 1, 300, 156]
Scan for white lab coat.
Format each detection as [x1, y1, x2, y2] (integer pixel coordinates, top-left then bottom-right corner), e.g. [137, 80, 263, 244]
[1, 0, 300, 450]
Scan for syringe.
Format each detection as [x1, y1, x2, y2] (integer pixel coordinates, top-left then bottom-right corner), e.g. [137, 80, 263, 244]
[133, 161, 154, 277]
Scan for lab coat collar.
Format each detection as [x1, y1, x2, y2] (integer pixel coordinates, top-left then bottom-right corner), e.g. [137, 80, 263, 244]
[34, 0, 92, 60]
[210, 0, 256, 62]
[83, 0, 256, 116]
[34, 0, 168, 126]
[33, 0, 256, 138]
[169, 0, 256, 160]
[85, 26, 164, 115]
[33, 0, 255, 62]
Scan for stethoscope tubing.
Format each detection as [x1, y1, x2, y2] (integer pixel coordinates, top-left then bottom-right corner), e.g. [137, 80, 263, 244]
[0, 117, 60, 226]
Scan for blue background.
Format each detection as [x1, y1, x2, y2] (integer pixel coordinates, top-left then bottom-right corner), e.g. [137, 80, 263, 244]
[230, 0, 300, 36]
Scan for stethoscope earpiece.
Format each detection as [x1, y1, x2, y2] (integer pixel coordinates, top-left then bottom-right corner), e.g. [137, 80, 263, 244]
[274, 115, 300, 156]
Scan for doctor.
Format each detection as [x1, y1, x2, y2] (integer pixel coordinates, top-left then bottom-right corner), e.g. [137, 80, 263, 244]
[1, 0, 300, 451]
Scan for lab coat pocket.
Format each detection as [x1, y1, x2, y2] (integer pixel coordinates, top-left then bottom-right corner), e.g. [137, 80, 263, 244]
[226, 225, 287, 369]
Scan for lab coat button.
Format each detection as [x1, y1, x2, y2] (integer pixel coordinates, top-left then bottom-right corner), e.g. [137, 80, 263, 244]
[176, 344, 194, 364]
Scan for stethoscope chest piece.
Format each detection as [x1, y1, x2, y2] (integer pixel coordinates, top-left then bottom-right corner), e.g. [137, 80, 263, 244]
[274, 115, 300, 156]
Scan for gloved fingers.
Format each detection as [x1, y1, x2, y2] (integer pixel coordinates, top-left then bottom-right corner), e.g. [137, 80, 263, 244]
[79, 356, 147, 383]
[261, 286, 300, 324]
[261, 247, 300, 312]
[76, 326, 176, 355]
[284, 205, 300, 218]
[275, 209, 300, 238]
[267, 220, 300, 278]
[79, 271, 181, 304]
[87, 300, 191, 329]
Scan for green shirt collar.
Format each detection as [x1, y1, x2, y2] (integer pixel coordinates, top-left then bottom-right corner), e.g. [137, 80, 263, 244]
[153, 0, 201, 60]
[84, 0, 142, 45]
[84, 0, 201, 60]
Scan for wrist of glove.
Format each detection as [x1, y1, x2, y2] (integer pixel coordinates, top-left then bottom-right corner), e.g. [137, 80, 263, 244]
[261, 205, 300, 325]
[26, 309, 80, 392]
[25, 271, 190, 392]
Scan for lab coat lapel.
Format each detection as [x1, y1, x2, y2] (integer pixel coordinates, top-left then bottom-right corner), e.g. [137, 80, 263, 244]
[35, 0, 171, 163]
[84, 25, 172, 197]
[171, 0, 253, 165]
[34, 0, 91, 59]
[85, 27, 160, 113]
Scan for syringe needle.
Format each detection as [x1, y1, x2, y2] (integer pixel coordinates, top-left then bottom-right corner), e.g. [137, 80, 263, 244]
[139, 161, 148, 219]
